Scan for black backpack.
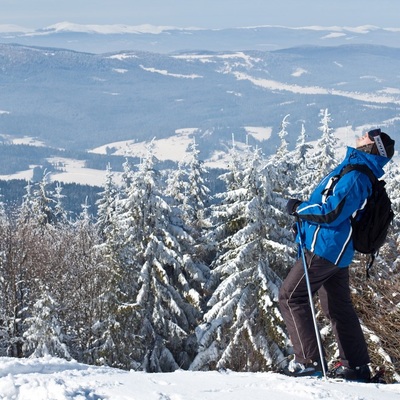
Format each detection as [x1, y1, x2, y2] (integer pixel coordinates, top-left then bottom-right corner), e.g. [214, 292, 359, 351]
[339, 164, 394, 277]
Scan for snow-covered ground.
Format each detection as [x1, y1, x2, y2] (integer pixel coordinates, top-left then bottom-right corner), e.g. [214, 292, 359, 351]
[0, 357, 398, 400]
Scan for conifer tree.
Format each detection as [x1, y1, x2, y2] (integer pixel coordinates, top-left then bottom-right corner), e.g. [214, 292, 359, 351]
[91, 141, 206, 371]
[30, 173, 56, 227]
[89, 162, 142, 369]
[183, 139, 210, 233]
[306, 108, 337, 191]
[23, 289, 71, 359]
[125, 142, 204, 371]
[191, 145, 290, 372]
[53, 182, 68, 223]
[96, 163, 118, 240]
[166, 139, 212, 270]
[291, 123, 314, 197]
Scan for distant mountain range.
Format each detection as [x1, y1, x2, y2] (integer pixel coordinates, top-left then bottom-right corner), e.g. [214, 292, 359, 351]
[2, 23, 400, 53]
[0, 24, 399, 185]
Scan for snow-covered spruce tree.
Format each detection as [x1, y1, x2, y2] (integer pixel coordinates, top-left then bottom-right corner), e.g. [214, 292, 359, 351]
[264, 115, 293, 198]
[165, 139, 211, 293]
[190, 144, 291, 372]
[305, 108, 338, 194]
[96, 163, 118, 240]
[121, 158, 135, 191]
[53, 182, 69, 223]
[30, 173, 57, 228]
[291, 123, 315, 198]
[182, 140, 211, 235]
[23, 289, 71, 359]
[88, 162, 143, 370]
[123, 141, 206, 372]
[262, 116, 312, 252]
[91, 141, 205, 371]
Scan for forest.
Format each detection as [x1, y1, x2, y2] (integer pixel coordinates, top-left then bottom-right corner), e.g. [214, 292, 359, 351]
[0, 110, 399, 382]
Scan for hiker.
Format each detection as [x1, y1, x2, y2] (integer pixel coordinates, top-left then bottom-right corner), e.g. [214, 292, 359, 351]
[279, 128, 395, 381]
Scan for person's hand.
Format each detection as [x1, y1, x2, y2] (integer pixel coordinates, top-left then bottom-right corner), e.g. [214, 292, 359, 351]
[286, 199, 301, 215]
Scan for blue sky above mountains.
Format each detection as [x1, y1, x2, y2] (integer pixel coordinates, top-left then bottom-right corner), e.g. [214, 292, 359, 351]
[1, 0, 400, 29]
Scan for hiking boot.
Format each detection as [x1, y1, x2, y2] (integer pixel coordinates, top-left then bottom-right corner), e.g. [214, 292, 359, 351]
[328, 361, 371, 382]
[282, 358, 323, 378]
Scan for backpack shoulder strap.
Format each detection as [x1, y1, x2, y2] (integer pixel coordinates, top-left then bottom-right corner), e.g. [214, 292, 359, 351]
[340, 164, 377, 186]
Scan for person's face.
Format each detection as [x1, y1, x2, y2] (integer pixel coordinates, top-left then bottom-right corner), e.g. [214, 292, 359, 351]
[356, 132, 374, 148]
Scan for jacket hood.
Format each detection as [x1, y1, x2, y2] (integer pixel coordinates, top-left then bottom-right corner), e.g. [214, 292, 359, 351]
[345, 146, 389, 179]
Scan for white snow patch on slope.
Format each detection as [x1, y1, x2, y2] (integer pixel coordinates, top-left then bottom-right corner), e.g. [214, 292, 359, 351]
[321, 32, 347, 39]
[140, 65, 202, 79]
[107, 53, 138, 60]
[233, 72, 400, 104]
[113, 68, 128, 74]
[291, 68, 308, 77]
[46, 158, 116, 186]
[90, 128, 198, 163]
[244, 126, 272, 141]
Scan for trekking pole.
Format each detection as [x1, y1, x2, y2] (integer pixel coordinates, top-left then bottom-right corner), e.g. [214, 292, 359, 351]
[296, 216, 327, 379]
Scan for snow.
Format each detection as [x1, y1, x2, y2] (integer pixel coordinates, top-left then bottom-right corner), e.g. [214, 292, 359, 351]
[107, 53, 138, 60]
[48, 157, 121, 186]
[321, 32, 347, 40]
[90, 128, 198, 164]
[172, 52, 259, 68]
[11, 137, 46, 147]
[0, 357, 398, 400]
[113, 68, 128, 74]
[37, 22, 188, 35]
[0, 25, 32, 33]
[139, 65, 202, 79]
[0, 157, 119, 187]
[232, 72, 400, 105]
[244, 126, 272, 141]
[11, 23, 395, 37]
[291, 68, 309, 77]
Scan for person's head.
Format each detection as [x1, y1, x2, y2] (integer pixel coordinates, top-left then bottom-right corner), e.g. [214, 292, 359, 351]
[356, 128, 395, 159]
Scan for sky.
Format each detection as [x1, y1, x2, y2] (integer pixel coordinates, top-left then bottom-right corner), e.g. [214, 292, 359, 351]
[0, 356, 398, 399]
[1, 0, 400, 29]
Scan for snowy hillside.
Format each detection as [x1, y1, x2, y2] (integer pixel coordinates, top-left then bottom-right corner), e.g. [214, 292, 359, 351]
[0, 24, 399, 187]
[0, 357, 398, 400]
[0, 43, 399, 156]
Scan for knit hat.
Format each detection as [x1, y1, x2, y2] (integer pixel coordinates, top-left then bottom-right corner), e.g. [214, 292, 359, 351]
[367, 129, 395, 158]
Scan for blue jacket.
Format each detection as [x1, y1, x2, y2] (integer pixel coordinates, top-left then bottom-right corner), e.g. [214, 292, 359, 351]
[296, 147, 390, 267]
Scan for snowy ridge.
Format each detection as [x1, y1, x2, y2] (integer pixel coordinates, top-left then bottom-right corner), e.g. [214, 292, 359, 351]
[0, 356, 398, 400]
[2, 23, 400, 54]
[3, 22, 400, 35]
[37, 22, 189, 35]
[0, 24, 32, 33]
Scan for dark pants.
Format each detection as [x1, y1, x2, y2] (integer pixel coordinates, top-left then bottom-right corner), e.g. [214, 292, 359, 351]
[278, 251, 370, 368]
